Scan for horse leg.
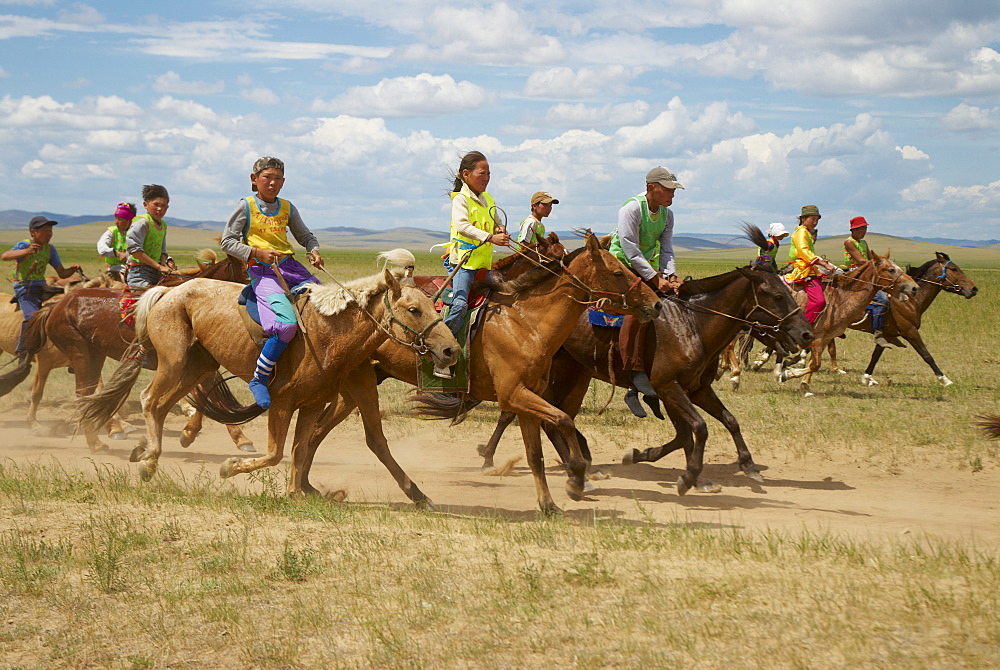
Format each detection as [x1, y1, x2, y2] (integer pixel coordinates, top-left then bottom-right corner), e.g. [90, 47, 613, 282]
[220, 404, 293, 479]
[517, 414, 560, 514]
[689, 382, 762, 482]
[71, 350, 109, 452]
[827, 340, 840, 373]
[479, 410, 517, 473]
[751, 347, 773, 372]
[647, 381, 707, 495]
[862, 345, 885, 386]
[179, 408, 203, 448]
[906, 332, 952, 385]
[297, 394, 358, 496]
[26, 359, 51, 428]
[623, 407, 687, 464]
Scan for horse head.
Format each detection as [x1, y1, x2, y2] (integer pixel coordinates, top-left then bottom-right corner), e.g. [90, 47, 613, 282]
[379, 267, 459, 371]
[871, 250, 918, 301]
[919, 252, 978, 299]
[738, 265, 814, 352]
[574, 231, 661, 321]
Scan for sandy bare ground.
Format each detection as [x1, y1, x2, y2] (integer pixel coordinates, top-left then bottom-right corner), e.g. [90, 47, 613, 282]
[2, 401, 997, 548]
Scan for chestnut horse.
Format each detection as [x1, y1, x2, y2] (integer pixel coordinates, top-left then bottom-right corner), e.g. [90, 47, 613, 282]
[77, 251, 459, 508]
[478, 228, 814, 496]
[823, 252, 978, 387]
[779, 251, 918, 396]
[1, 253, 254, 452]
[290, 232, 663, 514]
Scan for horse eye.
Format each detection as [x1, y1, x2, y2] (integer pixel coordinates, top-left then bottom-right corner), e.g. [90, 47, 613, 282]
[408, 307, 420, 315]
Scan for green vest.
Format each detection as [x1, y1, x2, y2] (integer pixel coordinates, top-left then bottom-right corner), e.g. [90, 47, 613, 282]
[518, 217, 545, 244]
[13, 241, 50, 281]
[103, 226, 128, 266]
[844, 238, 869, 267]
[129, 213, 167, 265]
[608, 195, 665, 269]
[449, 190, 497, 270]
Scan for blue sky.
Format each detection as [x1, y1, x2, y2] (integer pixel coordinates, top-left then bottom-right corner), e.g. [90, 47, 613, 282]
[2, 1, 1000, 240]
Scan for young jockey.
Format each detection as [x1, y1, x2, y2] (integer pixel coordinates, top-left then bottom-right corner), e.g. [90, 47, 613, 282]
[97, 202, 136, 282]
[756, 222, 789, 270]
[2, 216, 81, 357]
[126, 185, 177, 287]
[517, 191, 558, 244]
[843, 215, 894, 348]
[786, 205, 840, 324]
[220, 156, 324, 409]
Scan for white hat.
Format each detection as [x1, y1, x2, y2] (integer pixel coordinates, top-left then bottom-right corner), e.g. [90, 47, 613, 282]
[767, 222, 789, 237]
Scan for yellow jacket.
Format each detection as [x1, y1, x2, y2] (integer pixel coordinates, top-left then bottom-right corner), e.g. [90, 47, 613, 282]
[786, 224, 822, 283]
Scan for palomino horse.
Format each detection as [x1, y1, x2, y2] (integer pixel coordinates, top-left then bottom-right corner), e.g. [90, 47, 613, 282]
[478, 227, 814, 496]
[0, 253, 254, 452]
[77, 251, 460, 508]
[823, 252, 977, 387]
[294, 232, 664, 513]
[780, 251, 918, 396]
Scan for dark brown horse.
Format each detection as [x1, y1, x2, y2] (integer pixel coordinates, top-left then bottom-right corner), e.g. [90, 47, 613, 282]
[479, 229, 814, 496]
[824, 252, 978, 387]
[1, 253, 253, 452]
[295, 232, 663, 513]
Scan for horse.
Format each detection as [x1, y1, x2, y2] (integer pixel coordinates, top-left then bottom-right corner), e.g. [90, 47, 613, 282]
[76, 250, 460, 509]
[0, 252, 255, 452]
[292, 232, 666, 514]
[477, 226, 815, 495]
[822, 252, 978, 387]
[778, 251, 918, 397]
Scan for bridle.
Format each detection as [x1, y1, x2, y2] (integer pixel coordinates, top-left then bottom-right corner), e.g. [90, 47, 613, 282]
[915, 259, 967, 293]
[664, 270, 801, 336]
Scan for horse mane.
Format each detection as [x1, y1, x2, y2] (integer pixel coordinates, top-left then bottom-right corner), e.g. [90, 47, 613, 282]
[305, 249, 416, 316]
[676, 267, 750, 298]
[906, 258, 937, 279]
[480, 246, 583, 295]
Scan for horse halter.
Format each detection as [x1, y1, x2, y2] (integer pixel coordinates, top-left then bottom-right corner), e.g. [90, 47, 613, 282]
[380, 290, 443, 356]
[917, 260, 965, 293]
[664, 272, 800, 335]
[557, 255, 646, 311]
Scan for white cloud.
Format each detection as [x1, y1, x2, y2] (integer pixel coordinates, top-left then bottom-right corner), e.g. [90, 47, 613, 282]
[614, 97, 756, 156]
[537, 100, 651, 129]
[239, 87, 280, 106]
[310, 73, 488, 118]
[941, 103, 1000, 131]
[56, 3, 102, 24]
[153, 71, 224, 96]
[896, 145, 929, 161]
[522, 65, 645, 99]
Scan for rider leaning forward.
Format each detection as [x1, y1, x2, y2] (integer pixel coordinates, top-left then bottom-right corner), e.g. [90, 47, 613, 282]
[786, 205, 840, 324]
[97, 201, 136, 282]
[608, 166, 684, 417]
[843, 215, 894, 348]
[220, 156, 325, 409]
[126, 184, 177, 287]
[2, 216, 82, 358]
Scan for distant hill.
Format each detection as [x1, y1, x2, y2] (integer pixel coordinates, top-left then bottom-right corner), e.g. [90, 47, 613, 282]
[911, 236, 1000, 248]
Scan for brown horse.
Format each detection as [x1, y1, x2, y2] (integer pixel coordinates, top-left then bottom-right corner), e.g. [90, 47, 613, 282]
[478, 233, 815, 495]
[1, 253, 254, 452]
[77, 251, 460, 508]
[823, 252, 978, 387]
[294, 232, 664, 513]
[779, 251, 918, 396]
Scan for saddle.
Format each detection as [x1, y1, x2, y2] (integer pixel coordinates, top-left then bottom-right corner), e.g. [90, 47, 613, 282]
[421, 268, 491, 313]
[237, 285, 267, 348]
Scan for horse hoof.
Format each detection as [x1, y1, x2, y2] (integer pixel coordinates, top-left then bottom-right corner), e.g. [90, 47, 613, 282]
[729, 379, 740, 392]
[802, 391, 815, 398]
[219, 457, 240, 479]
[937, 375, 953, 387]
[138, 461, 156, 482]
[861, 374, 879, 387]
[109, 431, 128, 441]
[128, 445, 144, 462]
[695, 480, 722, 494]
[621, 450, 635, 465]
[587, 470, 610, 481]
[90, 443, 110, 453]
[238, 442, 257, 453]
[675, 476, 692, 496]
[744, 470, 764, 483]
[566, 479, 586, 501]
[327, 489, 348, 503]
[583, 480, 596, 493]
[179, 434, 194, 449]
[835, 368, 847, 375]
[415, 498, 436, 512]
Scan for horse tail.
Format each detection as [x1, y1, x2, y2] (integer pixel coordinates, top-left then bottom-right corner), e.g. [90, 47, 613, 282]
[740, 221, 769, 252]
[975, 415, 1000, 440]
[0, 305, 53, 398]
[736, 329, 755, 366]
[409, 392, 481, 425]
[71, 286, 170, 434]
[185, 373, 265, 425]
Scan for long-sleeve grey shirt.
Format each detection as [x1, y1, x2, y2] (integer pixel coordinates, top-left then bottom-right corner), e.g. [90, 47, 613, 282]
[220, 196, 319, 262]
[126, 217, 167, 259]
[97, 227, 126, 272]
[615, 195, 676, 280]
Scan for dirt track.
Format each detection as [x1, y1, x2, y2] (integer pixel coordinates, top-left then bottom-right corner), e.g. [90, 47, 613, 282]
[2, 403, 998, 546]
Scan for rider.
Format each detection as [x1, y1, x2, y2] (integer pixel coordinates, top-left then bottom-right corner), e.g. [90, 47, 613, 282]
[843, 215, 894, 348]
[608, 166, 684, 417]
[756, 222, 789, 271]
[517, 191, 558, 244]
[2, 216, 82, 358]
[221, 156, 325, 409]
[786, 205, 840, 324]
[439, 150, 510, 378]
[126, 185, 177, 287]
[97, 202, 136, 282]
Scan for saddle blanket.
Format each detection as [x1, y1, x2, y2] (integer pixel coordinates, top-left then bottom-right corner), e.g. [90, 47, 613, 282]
[587, 306, 625, 328]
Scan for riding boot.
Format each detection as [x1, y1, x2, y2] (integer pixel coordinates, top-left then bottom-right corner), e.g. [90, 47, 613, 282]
[623, 388, 647, 418]
[630, 370, 658, 397]
[873, 330, 897, 349]
[248, 335, 288, 409]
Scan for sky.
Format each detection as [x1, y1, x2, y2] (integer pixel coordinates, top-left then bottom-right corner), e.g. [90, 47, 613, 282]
[2, 1, 1000, 240]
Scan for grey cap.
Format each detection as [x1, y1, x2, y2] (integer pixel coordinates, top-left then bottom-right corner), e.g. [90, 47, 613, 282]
[29, 215, 58, 230]
[645, 166, 684, 189]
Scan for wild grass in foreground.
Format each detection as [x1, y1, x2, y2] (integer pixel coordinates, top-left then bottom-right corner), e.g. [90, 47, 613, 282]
[0, 459, 996, 669]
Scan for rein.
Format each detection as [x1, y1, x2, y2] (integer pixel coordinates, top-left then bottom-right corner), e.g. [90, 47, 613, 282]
[663, 276, 801, 335]
[915, 260, 964, 292]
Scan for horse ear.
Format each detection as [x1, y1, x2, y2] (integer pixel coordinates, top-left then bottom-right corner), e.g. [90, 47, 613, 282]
[935, 251, 950, 262]
[585, 230, 600, 254]
[871, 249, 883, 261]
[384, 268, 402, 299]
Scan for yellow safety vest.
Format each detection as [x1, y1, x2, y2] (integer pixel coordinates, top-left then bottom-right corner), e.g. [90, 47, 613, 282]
[244, 197, 294, 256]
[449, 190, 497, 270]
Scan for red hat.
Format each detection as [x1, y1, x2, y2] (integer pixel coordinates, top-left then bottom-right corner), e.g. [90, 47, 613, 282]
[849, 216, 869, 230]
